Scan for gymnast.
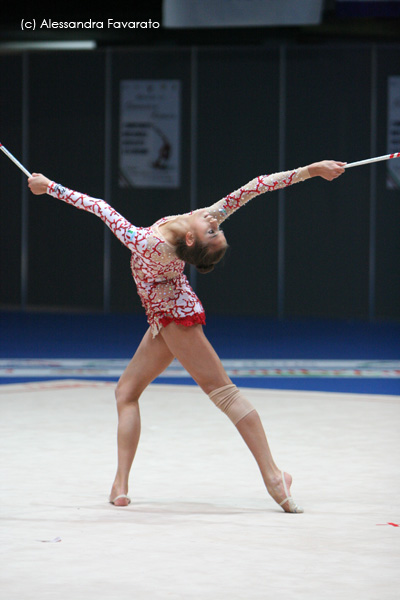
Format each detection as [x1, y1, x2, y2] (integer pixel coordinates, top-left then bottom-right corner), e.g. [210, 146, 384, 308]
[28, 159, 345, 513]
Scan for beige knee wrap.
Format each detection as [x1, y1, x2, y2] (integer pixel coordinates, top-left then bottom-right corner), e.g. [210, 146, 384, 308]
[208, 384, 255, 425]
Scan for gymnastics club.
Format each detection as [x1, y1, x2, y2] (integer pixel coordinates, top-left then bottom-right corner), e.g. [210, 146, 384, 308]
[344, 152, 400, 169]
[0, 143, 32, 177]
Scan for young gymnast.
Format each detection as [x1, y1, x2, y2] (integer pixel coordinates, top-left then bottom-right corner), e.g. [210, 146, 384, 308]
[28, 159, 345, 512]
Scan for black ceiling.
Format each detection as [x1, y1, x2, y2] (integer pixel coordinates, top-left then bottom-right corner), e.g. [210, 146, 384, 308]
[0, 3, 399, 48]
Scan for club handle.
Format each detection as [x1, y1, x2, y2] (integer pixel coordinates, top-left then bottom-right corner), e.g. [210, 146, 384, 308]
[344, 152, 400, 169]
[0, 143, 32, 177]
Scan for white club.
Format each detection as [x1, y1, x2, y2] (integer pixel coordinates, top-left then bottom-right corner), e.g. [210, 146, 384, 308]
[0, 143, 32, 177]
[344, 152, 400, 169]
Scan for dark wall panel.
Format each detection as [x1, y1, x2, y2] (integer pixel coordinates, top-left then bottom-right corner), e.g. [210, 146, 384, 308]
[375, 48, 400, 320]
[0, 55, 23, 305]
[196, 47, 280, 317]
[285, 46, 371, 318]
[1, 43, 399, 321]
[27, 51, 106, 310]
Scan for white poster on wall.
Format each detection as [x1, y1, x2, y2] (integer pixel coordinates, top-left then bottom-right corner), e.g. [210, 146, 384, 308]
[387, 76, 400, 190]
[119, 80, 181, 188]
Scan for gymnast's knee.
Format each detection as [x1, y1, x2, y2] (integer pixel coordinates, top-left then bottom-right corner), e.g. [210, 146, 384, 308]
[115, 380, 141, 408]
[208, 384, 255, 425]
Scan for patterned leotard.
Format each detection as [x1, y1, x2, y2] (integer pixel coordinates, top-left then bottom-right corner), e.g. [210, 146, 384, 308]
[47, 167, 310, 336]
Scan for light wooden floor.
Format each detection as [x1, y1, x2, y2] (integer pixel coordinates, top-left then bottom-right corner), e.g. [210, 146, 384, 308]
[1, 381, 399, 599]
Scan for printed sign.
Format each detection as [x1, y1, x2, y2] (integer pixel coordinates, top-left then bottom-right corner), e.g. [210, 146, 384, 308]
[120, 80, 181, 188]
[387, 76, 400, 190]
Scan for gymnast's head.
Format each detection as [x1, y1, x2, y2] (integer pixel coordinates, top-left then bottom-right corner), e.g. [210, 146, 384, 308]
[175, 209, 228, 274]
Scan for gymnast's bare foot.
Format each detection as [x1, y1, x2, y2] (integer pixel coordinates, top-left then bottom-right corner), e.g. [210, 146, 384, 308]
[267, 471, 304, 513]
[109, 483, 131, 506]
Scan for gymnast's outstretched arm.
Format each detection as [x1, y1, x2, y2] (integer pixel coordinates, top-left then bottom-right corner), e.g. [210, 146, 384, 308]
[28, 173, 138, 251]
[206, 160, 346, 225]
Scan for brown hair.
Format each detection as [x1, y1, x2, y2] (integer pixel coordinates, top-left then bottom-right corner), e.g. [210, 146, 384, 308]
[175, 237, 228, 274]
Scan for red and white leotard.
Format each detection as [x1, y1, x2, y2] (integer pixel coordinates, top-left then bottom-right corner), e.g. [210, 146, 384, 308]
[47, 167, 310, 336]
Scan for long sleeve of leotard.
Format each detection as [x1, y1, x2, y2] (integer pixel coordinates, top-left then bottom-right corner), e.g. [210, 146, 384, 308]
[206, 167, 310, 224]
[46, 182, 138, 251]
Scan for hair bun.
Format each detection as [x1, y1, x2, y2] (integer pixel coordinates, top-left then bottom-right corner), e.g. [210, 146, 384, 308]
[196, 264, 214, 274]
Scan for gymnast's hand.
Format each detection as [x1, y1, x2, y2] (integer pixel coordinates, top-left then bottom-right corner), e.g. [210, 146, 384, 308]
[28, 173, 51, 195]
[308, 160, 346, 181]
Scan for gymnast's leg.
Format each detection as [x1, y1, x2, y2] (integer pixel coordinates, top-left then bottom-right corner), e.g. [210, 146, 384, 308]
[110, 327, 174, 506]
[160, 323, 302, 513]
